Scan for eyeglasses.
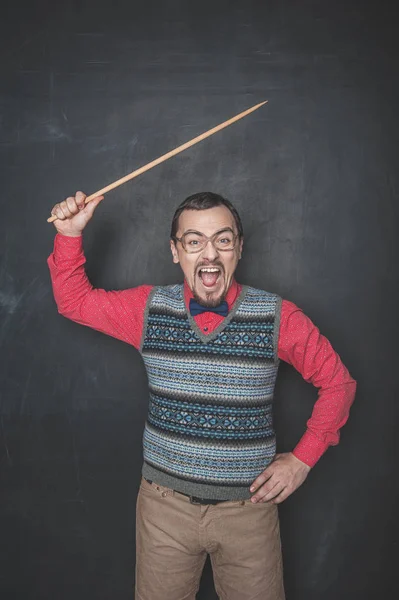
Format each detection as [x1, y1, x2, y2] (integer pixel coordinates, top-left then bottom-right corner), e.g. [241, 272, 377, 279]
[173, 228, 239, 254]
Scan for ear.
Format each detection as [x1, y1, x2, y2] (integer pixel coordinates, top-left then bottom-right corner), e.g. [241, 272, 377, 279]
[238, 237, 244, 260]
[170, 239, 180, 264]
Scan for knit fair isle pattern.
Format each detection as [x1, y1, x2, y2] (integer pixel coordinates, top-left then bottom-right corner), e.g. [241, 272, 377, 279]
[140, 284, 282, 500]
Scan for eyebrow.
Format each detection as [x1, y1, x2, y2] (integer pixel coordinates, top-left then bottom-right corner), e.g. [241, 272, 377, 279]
[182, 227, 235, 236]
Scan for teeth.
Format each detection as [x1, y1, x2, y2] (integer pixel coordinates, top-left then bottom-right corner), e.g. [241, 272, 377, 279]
[200, 268, 220, 273]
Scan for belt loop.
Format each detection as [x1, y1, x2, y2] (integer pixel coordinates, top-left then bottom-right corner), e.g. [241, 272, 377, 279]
[144, 477, 174, 498]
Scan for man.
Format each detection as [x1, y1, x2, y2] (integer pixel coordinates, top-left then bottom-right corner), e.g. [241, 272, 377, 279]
[48, 190, 356, 600]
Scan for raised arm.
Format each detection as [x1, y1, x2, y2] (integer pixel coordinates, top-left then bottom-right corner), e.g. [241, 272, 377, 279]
[47, 191, 152, 349]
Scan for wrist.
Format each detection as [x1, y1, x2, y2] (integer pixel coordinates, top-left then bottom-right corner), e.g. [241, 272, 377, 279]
[56, 230, 83, 238]
[291, 453, 311, 472]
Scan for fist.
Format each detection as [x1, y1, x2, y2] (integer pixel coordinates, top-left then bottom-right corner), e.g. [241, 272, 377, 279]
[50, 191, 104, 237]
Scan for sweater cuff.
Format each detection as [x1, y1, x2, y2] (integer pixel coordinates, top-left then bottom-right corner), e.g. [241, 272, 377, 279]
[292, 430, 330, 468]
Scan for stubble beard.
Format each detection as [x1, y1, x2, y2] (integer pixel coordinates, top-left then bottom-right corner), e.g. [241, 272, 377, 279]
[192, 288, 227, 308]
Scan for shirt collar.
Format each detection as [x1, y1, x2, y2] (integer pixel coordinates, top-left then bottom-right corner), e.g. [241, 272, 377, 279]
[183, 278, 241, 313]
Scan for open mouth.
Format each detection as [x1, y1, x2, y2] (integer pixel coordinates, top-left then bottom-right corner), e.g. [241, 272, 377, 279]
[197, 267, 222, 288]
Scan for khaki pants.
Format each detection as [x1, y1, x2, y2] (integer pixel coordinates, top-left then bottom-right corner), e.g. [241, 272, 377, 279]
[135, 477, 285, 600]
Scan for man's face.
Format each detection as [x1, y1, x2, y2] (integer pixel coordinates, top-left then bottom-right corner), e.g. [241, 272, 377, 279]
[170, 206, 243, 307]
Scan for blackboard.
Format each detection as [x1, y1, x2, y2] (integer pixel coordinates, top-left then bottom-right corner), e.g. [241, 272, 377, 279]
[1, 1, 397, 598]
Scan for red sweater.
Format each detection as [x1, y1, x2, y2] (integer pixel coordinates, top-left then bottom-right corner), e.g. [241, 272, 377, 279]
[47, 233, 356, 468]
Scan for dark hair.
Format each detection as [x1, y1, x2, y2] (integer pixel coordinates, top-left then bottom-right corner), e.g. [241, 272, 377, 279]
[170, 192, 244, 240]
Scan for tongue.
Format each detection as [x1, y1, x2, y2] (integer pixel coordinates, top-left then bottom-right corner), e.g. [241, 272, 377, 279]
[201, 271, 219, 287]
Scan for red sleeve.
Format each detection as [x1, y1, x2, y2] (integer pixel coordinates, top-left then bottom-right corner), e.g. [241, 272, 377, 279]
[47, 233, 153, 349]
[278, 299, 357, 468]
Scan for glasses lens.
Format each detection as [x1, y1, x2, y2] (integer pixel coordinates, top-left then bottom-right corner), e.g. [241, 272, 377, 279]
[214, 231, 235, 250]
[183, 233, 206, 253]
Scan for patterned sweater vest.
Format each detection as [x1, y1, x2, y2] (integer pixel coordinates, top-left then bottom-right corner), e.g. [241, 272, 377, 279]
[139, 284, 282, 500]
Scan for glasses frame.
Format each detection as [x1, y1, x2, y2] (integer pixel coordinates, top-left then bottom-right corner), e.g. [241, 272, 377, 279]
[173, 228, 240, 254]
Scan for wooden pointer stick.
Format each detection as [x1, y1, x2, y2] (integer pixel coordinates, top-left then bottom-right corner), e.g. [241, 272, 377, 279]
[47, 100, 268, 223]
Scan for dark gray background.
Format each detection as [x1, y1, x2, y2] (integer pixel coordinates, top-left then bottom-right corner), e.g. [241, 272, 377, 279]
[0, 1, 397, 598]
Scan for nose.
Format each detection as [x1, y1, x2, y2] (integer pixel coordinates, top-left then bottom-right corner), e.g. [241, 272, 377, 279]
[201, 239, 219, 261]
